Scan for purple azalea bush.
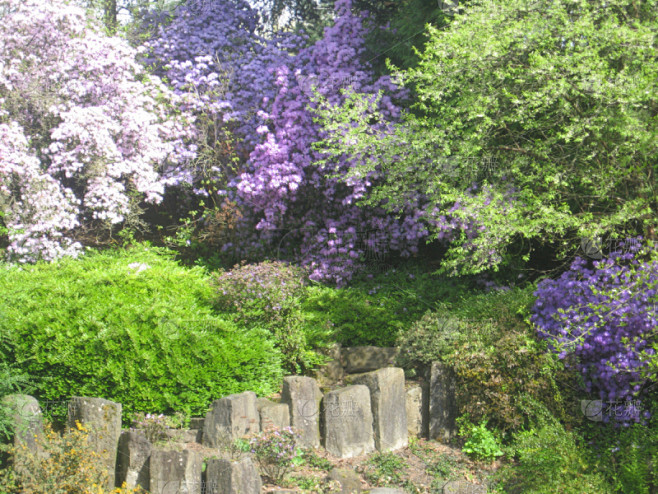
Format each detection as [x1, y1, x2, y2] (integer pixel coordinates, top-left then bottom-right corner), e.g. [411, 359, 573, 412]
[235, 0, 427, 284]
[532, 239, 658, 422]
[0, 0, 194, 262]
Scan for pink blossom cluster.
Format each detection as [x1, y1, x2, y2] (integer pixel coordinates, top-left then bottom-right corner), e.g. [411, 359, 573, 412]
[0, 0, 194, 262]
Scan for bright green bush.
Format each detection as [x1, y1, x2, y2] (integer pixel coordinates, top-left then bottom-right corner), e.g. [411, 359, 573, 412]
[301, 285, 404, 346]
[458, 418, 504, 462]
[0, 245, 283, 422]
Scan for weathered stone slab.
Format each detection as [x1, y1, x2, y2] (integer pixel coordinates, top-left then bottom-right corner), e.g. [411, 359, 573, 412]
[369, 489, 406, 494]
[342, 346, 398, 374]
[1, 394, 42, 451]
[429, 362, 458, 441]
[280, 376, 323, 448]
[202, 391, 259, 448]
[406, 384, 430, 438]
[323, 385, 375, 458]
[352, 368, 407, 452]
[204, 456, 262, 494]
[149, 449, 202, 494]
[256, 398, 290, 431]
[188, 417, 204, 430]
[67, 397, 122, 491]
[163, 428, 199, 443]
[442, 480, 487, 493]
[116, 430, 151, 490]
[315, 343, 344, 385]
[327, 468, 362, 493]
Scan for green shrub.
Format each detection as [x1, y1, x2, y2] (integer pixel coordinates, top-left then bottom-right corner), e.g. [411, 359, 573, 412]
[300, 264, 475, 347]
[494, 416, 612, 494]
[211, 260, 329, 373]
[0, 245, 283, 422]
[395, 311, 464, 373]
[584, 397, 658, 494]
[301, 285, 405, 347]
[423, 286, 577, 434]
[458, 418, 504, 462]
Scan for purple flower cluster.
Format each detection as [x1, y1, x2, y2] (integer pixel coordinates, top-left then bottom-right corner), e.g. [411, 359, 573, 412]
[235, 0, 426, 284]
[532, 239, 657, 422]
[140, 0, 428, 284]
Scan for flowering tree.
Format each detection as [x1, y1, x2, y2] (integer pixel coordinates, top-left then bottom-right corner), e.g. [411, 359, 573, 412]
[0, 0, 193, 262]
[237, 0, 426, 284]
[141, 0, 427, 284]
[315, 0, 658, 276]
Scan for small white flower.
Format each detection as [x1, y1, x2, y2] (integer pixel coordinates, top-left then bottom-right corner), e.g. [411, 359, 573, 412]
[128, 262, 151, 274]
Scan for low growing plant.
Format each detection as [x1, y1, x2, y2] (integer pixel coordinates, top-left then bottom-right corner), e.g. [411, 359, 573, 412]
[458, 418, 504, 462]
[0, 421, 144, 493]
[248, 426, 304, 484]
[494, 418, 612, 493]
[361, 451, 408, 487]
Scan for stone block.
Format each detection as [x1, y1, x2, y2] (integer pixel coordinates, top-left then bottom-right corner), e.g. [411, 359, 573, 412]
[315, 343, 344, 385]
[323, 385, 375, 458]
[429, 362, 458, 441]
[441, 480, 487, 493]
[256, 398, 290, 431]
[149, 449, 202, 494]
[327, 468, 362, 493]
[205, 456, 262, 494]
[116, 430, 151, 490]
[67, 397, 122, 491]
[163, 428, 199, 443]
[280, 376, 323, 448]
[342, 347, 398, 374]
[188, 417, 204, 430]
[406, 384, 430, 438]
[202, 391, 259, 448]
[1, 394, 42, 451]
[368, 489, 406, 494]
[352, 368, 407, 451]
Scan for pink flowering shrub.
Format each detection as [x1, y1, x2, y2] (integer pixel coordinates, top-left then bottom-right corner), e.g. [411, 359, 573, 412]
[0, 0, 194, 262]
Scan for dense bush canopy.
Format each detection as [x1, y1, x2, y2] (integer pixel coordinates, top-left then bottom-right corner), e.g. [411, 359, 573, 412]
[317, 0, 658, 276]
[0, 0, 195, 263]
[0, 246, 283, 419]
